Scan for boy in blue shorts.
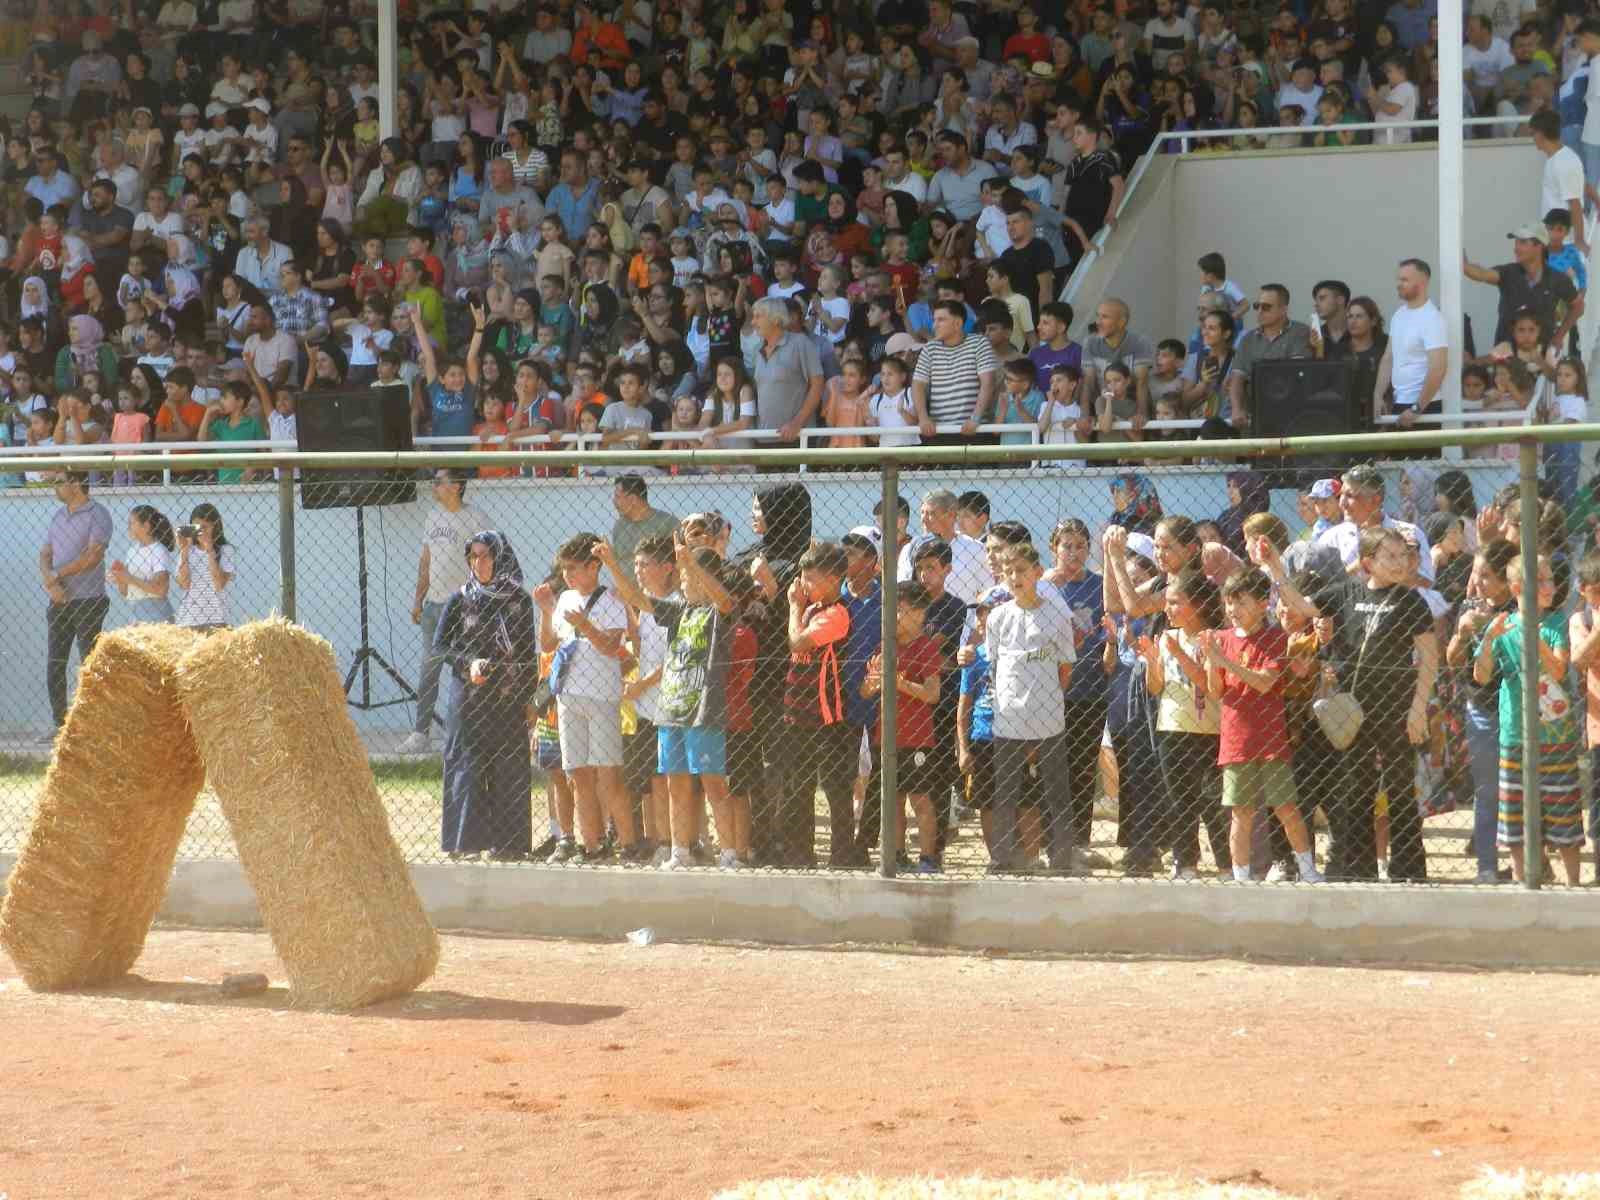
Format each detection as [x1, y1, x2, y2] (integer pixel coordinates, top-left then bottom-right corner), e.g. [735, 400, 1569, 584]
[596, 535, 739, 870]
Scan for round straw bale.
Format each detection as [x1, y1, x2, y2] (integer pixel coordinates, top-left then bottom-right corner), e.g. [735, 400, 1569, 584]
[174, 618, 438, 1009]
[0, 625, 207, 990]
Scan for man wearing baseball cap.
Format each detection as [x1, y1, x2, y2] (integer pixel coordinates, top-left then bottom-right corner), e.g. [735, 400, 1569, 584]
[1463, 219, 1581, 346]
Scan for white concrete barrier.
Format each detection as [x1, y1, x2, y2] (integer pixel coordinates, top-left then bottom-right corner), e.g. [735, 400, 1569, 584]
[6, 854, 1600, 970]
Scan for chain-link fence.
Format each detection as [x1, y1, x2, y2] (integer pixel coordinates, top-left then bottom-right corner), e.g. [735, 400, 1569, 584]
[1, 429, 1589, 886]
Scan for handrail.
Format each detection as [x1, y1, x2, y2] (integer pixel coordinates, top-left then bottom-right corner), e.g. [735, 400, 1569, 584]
[11, 420, 1593, 475]
[1059, 114, 1508, 306]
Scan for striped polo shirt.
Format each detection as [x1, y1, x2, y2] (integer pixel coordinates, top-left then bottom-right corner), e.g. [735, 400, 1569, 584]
[912, 334, 1000, 425]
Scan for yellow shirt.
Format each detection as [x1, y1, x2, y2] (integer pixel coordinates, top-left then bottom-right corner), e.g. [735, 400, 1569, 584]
[1156, 627, 1220, 735]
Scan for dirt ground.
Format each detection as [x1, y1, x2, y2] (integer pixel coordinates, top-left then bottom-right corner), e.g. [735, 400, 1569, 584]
[3, 931, 1595, 1200]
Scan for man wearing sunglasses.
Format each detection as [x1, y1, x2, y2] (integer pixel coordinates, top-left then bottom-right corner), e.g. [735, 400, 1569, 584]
[1225, 283, 1314, 430]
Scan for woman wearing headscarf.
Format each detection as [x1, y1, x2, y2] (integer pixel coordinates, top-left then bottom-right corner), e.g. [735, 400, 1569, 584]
[54, 313, 118, 392]
[442, 215, 492, 298]
[1215, 470, 1270, 558]
[819, 189, 869, 260]
[728, 482, 813, 866]
[58, 235, 94, 309]
[1107, 472, 1164, 536]
[148, 235, 205, 341]
[868, 189, 931, 261]
[437, 529, 537, 861]
[496, 287, 541, 358]
[19, 273, 63, 349]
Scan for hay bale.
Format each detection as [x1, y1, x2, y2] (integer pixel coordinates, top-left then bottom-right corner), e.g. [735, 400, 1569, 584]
[173, 618, 438, 1009]
[712, 1177, 1304, 1200]
[0, 625, 207, 990]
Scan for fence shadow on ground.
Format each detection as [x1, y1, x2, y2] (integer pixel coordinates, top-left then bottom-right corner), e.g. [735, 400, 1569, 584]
[65, 974, 628, 1024]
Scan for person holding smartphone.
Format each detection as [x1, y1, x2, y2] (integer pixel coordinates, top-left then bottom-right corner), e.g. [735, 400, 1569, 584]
[174, 502, 236, 631]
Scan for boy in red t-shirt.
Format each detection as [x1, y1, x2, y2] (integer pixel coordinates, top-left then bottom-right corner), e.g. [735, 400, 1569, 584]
[1201, 566, 1323, 884]
[782, 541, 859, 866]
[861, 581, 944, 873]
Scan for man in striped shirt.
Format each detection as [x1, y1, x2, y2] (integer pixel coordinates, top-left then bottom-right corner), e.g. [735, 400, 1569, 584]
[911, 299, 1000, 447]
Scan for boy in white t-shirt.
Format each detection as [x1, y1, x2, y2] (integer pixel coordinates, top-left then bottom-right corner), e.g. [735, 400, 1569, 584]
[983, 541, 1077, 871]
[240, 97, 277, 165]
[766, 249, 806, 300]
[534, 532, 640, 863]
[203, 102, 240, 166]
[1197, 251, 1249, 326]
[974, 177, 1011, 259]
[172, 104, 207, 169]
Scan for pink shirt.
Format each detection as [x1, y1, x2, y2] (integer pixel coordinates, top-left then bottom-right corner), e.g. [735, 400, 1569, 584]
[111, 411, 150, 444]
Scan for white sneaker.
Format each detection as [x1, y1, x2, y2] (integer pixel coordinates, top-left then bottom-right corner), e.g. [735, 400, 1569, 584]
[1171, 865, 1200, 882]
[660, 849, 692, 870]
[396, 731, 431, 755]
[717, 849, 740, 869]
[1298, 863, 1325, 884]
[1265, 862, 1290, 883]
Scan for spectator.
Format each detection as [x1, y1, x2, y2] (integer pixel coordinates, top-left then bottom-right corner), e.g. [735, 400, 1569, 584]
[898, 488, 995, 604]
[609, 474, 679, 584]
[438, 530, 537, 861]
[173, 502, 236, 631]
[39, 471, 112, 740]
[1465, 222, 1581, 348]
[109, 505, 176, 624]
[234, 216, 293, 298]
[1226, 283, 1313, 430]
[1082, 296, 1154, 440]
[400, 469, 491, 757]
[1376, 258, 1448, 426]
[927, 130, 997, 222]
[912, 299, 1000, 445]
[750, 295, 824, 447]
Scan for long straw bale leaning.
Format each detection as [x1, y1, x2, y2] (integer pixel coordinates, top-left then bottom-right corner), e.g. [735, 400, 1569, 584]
[0, 625, 207, 989]
[174, 618, 438, 1008]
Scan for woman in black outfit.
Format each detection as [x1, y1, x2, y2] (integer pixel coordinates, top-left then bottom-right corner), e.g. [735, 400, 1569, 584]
[438, 530, 537, 861]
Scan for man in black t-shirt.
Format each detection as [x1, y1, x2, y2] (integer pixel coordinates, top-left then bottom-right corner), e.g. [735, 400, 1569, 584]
[1463, 225, 1581, 346]
[1264, 526, 1438, 882]
[1061, 118, 1124, 267]
[999, 200, 1057, 324]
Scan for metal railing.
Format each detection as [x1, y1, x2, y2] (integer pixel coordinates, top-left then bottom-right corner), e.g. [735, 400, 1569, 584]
[1061, 116, 1507, 308]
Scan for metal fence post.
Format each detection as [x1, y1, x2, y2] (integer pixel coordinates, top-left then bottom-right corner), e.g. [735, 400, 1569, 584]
[1519, 440, 1542, 890]
[879, 457, 899, 879]
[278, 466, 296, 622]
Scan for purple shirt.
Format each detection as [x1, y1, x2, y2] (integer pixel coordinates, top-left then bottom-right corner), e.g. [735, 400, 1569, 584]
[47, 500, 113, 601]
[1029, 339, 1083, 389]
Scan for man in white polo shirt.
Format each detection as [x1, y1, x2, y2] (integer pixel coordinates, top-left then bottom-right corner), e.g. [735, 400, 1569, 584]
[1374, 257, 1447, 426]
[896, 488, 995, 604]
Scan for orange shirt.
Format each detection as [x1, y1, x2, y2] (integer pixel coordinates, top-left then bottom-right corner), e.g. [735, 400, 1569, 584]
[474, 419, 517, 478]
[571, 20, 630, 68]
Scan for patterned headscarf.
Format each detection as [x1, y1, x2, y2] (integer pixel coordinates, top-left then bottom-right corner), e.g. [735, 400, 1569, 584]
[67, 314, 104, 376]
[461, 530, 527, 660]
[1109, 472, 1164, 535]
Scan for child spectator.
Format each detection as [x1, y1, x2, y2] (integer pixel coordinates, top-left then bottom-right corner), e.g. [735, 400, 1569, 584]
[984, 264, 1034, 352]
[867, 352, 920, 448]
[1196, 251, 1249, 325]
[860, 581, 944, 872]
[534, 532, 640, 864]
[984, 541, 1077, 872]
[1029, 301, 1082, 390]
[997, 357, 1045, 443]
[1138, 567, 1232, 880]
[110, 384, 150, 486]
[599, 363, 656, 449]
[1480, 553, 1582, 885]
[1200, 565, 1323, 883]
[780, 541, 860, 867]
[1037, 364, 1085, 455]
[1544, 356, 1587, 510]
[957, 585, 1005, 851]
[823, 356, 871, 448]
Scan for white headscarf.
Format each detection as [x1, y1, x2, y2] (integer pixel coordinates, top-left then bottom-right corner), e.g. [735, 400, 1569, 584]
[19, 275, 48, 320]
[61, 235, 92, 276]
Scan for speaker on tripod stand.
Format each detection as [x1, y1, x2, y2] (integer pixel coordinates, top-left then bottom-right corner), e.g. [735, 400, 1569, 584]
[1249, 358, 1360, 492]
[295, 389, 420, 712]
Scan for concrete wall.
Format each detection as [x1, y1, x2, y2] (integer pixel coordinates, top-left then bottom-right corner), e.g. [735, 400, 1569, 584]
[0, 461, 1521, 737]
[8, 853, 1600, 970]
[1075, 140, 1543, 355]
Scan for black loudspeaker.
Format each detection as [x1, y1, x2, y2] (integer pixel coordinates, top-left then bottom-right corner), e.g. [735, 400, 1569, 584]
[1249, 359, 1359, 490]
[295, 388, 417, 508]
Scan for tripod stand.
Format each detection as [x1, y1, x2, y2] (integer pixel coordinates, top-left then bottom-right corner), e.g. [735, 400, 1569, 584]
[342, 505, 418, 711]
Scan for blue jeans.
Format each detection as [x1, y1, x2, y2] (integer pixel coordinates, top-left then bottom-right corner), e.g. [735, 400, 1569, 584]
[1464, 702, 1500, 875]
[414, 600, 446, 735]
[1544, 440, 1581, 515]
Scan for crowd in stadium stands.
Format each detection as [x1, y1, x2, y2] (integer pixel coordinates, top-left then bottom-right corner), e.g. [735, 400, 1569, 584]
[16, 0, 1600, 885]
[0, 0, 1595, 464]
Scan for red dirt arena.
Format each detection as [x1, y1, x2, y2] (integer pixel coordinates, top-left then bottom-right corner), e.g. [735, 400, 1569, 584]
[2, 928, 1595, 1200]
